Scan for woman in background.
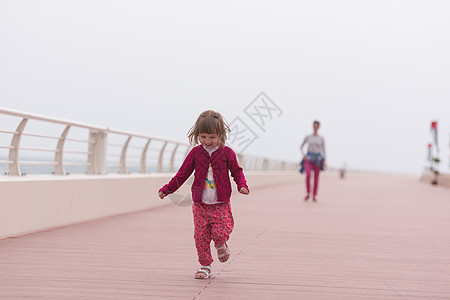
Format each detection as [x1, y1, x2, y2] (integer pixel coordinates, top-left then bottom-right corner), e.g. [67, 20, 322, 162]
[300, 120, 326, 202]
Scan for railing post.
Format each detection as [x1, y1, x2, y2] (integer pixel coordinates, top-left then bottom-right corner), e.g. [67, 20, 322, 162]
[54, 125, 71, 175]
[170, 144, 179, 172]
[140, 138, 151, 173]
[87, 130, 107, 175]
[184, 146, 191, 158]
[8, 118, 28, 176]
[119, 136, 132, 174]
[248, 157, 254, 171]
[158, 141, 168, 173]
[237, 154, 244, 169]
[263, 158, 269, 171]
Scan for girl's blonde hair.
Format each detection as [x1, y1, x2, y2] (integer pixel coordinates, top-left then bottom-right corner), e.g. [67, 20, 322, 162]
[187, 110, 231, 147]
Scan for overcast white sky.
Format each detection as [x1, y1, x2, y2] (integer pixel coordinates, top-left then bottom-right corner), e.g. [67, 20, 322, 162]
[1, 0, 449, 175]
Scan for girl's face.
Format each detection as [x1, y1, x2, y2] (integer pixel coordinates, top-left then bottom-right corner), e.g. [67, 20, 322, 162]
[199, 132, 219, 149]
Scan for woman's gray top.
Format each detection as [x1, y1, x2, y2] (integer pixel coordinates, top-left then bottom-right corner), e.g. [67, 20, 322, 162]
[300, 134, 326, 158]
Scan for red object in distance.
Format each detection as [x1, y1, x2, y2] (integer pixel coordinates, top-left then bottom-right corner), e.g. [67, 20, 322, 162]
[431, 121, 437, 129]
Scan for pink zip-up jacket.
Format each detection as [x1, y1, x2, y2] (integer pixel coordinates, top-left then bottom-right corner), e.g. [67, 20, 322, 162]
[159, 145, 249, 203]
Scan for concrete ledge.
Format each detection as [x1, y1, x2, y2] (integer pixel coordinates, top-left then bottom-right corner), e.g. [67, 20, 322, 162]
[0, 171, 300, 239]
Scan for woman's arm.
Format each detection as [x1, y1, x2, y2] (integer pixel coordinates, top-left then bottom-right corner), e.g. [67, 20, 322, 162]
[300, 136, 308, 157]
[321, 137, 326, 159]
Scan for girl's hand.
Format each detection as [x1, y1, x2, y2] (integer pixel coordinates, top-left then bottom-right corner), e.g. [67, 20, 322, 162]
[158, 191, 167, 199]
[239, 187, 250, 195]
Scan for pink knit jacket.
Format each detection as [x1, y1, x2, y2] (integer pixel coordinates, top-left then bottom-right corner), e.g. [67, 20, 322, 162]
[159, 145, 248, 203]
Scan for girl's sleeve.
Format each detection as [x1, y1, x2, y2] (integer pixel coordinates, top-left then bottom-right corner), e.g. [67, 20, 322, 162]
[159, 148, 195, 195]
[227, 148, 249, 191]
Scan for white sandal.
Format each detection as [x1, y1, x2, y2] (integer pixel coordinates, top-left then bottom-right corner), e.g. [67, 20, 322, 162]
[195, 265, 212, 279]
[215, 243, 230, 262]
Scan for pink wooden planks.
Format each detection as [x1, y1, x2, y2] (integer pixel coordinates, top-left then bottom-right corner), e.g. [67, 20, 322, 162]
[1, 172, 449, 299]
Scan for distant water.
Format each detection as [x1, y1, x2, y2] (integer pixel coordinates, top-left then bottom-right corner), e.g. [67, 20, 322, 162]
[0, 157, 162, 175]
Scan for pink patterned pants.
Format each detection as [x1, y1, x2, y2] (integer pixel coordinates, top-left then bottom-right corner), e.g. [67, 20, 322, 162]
[192, 202, 234, 266]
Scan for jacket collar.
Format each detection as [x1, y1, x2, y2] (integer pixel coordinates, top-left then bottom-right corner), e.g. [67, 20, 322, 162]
[198, 144, 225, 159]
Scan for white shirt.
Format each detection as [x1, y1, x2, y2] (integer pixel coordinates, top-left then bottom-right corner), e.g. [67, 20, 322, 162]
[202, 146, 220, 205]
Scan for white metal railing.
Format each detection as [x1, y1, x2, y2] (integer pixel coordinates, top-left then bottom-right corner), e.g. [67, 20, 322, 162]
[0, 107, 298, 176]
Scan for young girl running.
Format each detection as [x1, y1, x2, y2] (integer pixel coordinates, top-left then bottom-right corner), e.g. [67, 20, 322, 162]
[158, 110, 250, 279]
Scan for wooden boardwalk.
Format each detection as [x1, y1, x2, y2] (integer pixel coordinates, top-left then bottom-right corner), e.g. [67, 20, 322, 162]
[1, 172, 449, 299]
